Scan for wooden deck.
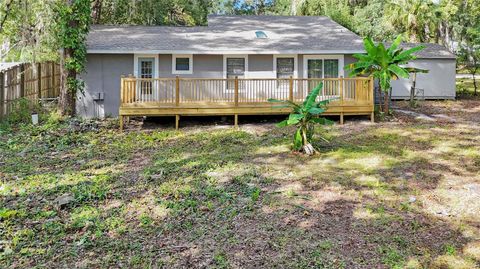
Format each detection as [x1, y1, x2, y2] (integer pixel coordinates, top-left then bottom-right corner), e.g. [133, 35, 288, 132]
[119, 77, 374, 130]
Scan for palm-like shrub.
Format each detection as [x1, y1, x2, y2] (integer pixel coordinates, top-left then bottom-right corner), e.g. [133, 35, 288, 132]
[268, 83, 333, 155]
[346, 35, 425, 112]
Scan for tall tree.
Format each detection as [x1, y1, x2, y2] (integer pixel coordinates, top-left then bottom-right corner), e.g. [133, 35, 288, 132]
[385, 0, 441, 43]
[56, 0, 91, 116]
[454, 0, 480, 95]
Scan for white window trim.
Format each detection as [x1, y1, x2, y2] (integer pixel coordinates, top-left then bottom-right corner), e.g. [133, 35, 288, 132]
[223, 54, 248, 79]
[273, 54, 298, 78]
[172, 54, 193, 75]
[133, 54, 159, 78]
[302, 55, 344, 79]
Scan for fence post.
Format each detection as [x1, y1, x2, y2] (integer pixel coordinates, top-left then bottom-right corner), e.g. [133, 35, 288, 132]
[234, 76, 239, 107]
[51, 62, 56, 98]
[289, 76, 293, 102]
[0, 72, 4, 121]
[19, 64, 25, 98]
[175, 75, 180, 106]
[37, 63, 42, 100]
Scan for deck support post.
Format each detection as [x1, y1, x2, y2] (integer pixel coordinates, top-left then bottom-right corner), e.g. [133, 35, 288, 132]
[119, 115, 124, 131]
[234, 114, 238, 128]
[340, 113, 344, 125]
[234, 76, 239, 107]
[370, 111, 375, 123]
[175, 115, 180, 130]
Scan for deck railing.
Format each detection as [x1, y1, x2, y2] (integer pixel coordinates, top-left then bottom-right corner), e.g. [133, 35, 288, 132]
[120, 76, 374, 106]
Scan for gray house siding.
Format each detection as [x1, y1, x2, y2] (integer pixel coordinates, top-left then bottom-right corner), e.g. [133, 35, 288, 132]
[391, 58, 456, 99]
[249, 55, 274, 78]
[78, 53, 456, 118]
[78, 54, 133, 118]
[159, 54, 223, 78]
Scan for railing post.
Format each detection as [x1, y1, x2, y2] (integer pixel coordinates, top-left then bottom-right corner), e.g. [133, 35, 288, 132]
[289, 76, 293, 102]
[234, 76, 239, 107]
[175, 75, 180, 106]
[120, 75, 125, 104]
[37, 63, 42, 100]
[370, 76, 374, 103]
[339, 76, 344, 105]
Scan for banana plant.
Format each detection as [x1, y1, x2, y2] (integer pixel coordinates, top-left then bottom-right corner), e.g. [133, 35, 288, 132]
[345, 35, 426, 113]
[268, 83, 334, 155]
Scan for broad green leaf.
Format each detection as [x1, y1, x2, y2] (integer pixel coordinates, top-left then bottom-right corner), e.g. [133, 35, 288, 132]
[303, 82, 323, 110]
[276, 120, 289, 127]
[308, 107, 325, 115]
[287, 113, 303, 125]
[388, 65, 410, 79]
[388, 35, 403, 55]
[311, 117, 334, 125]
[393, 45, 426, 61]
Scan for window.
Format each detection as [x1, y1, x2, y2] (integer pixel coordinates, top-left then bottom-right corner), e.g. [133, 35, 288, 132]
[226, 57, 245, 90]
[227, 58, 245, 78]
[255, 31, 268, 39]
[324, 59, 339, 78]
[172, 54, 193, 74]
[276, 58, 294, 79]
[303, 55, 344, 79]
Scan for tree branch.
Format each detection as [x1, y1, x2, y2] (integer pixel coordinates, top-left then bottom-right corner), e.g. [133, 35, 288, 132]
[0, 0, 15, 34]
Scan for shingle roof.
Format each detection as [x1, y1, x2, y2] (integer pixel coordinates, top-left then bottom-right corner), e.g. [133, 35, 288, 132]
[399, 43, 456, 59]
[87, 15, 365, 54]
[86, 15, 455, 59]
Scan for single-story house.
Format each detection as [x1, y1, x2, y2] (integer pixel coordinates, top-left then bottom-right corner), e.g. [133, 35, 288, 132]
[80, 15, 456, 126]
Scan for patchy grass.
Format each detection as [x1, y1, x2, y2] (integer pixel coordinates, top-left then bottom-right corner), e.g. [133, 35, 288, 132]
[1, 102, 480, 268]
[457, 78, 479, 98]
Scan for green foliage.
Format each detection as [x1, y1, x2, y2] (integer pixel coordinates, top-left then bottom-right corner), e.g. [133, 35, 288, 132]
[3, 98, 43, 125]
[55, 0, 91, 94]
[346, 35, 425, 112]
[269, 83, 334, 153]
[99, 0, 210, 25]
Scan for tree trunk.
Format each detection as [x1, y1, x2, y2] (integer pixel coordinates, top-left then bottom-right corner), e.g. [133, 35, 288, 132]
[91, 0, 102, 24]
[59, 0, 79, 117]
[473, 71, 478, 96]
[59, 47, 77, 116]
[301, 126, 315, 155]
[376, 85, 383, 113]
[383, 89, 390, 113]
[410, 72, 417, 106]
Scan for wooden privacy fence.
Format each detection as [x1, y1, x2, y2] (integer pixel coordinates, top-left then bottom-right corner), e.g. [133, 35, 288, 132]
[0, 62, 60, 120]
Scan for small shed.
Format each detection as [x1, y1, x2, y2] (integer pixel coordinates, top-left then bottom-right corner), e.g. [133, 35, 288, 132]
[391, 43, 456, 100]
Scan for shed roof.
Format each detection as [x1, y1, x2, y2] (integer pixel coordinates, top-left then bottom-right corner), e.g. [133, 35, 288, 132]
[87, 15, 455, 59]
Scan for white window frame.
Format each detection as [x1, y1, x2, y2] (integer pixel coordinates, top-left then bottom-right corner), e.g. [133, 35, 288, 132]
[133, 54, 159, 78]
[223, 54, 248, 79]
[172, 54, 193, 75]
[273, 54, 298, 78]
[302, 55, 344, 79]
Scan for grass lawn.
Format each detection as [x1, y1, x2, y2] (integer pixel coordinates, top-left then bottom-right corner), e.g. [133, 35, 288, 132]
[457, 78, 479, 97]
[1, 101, 480, 268]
